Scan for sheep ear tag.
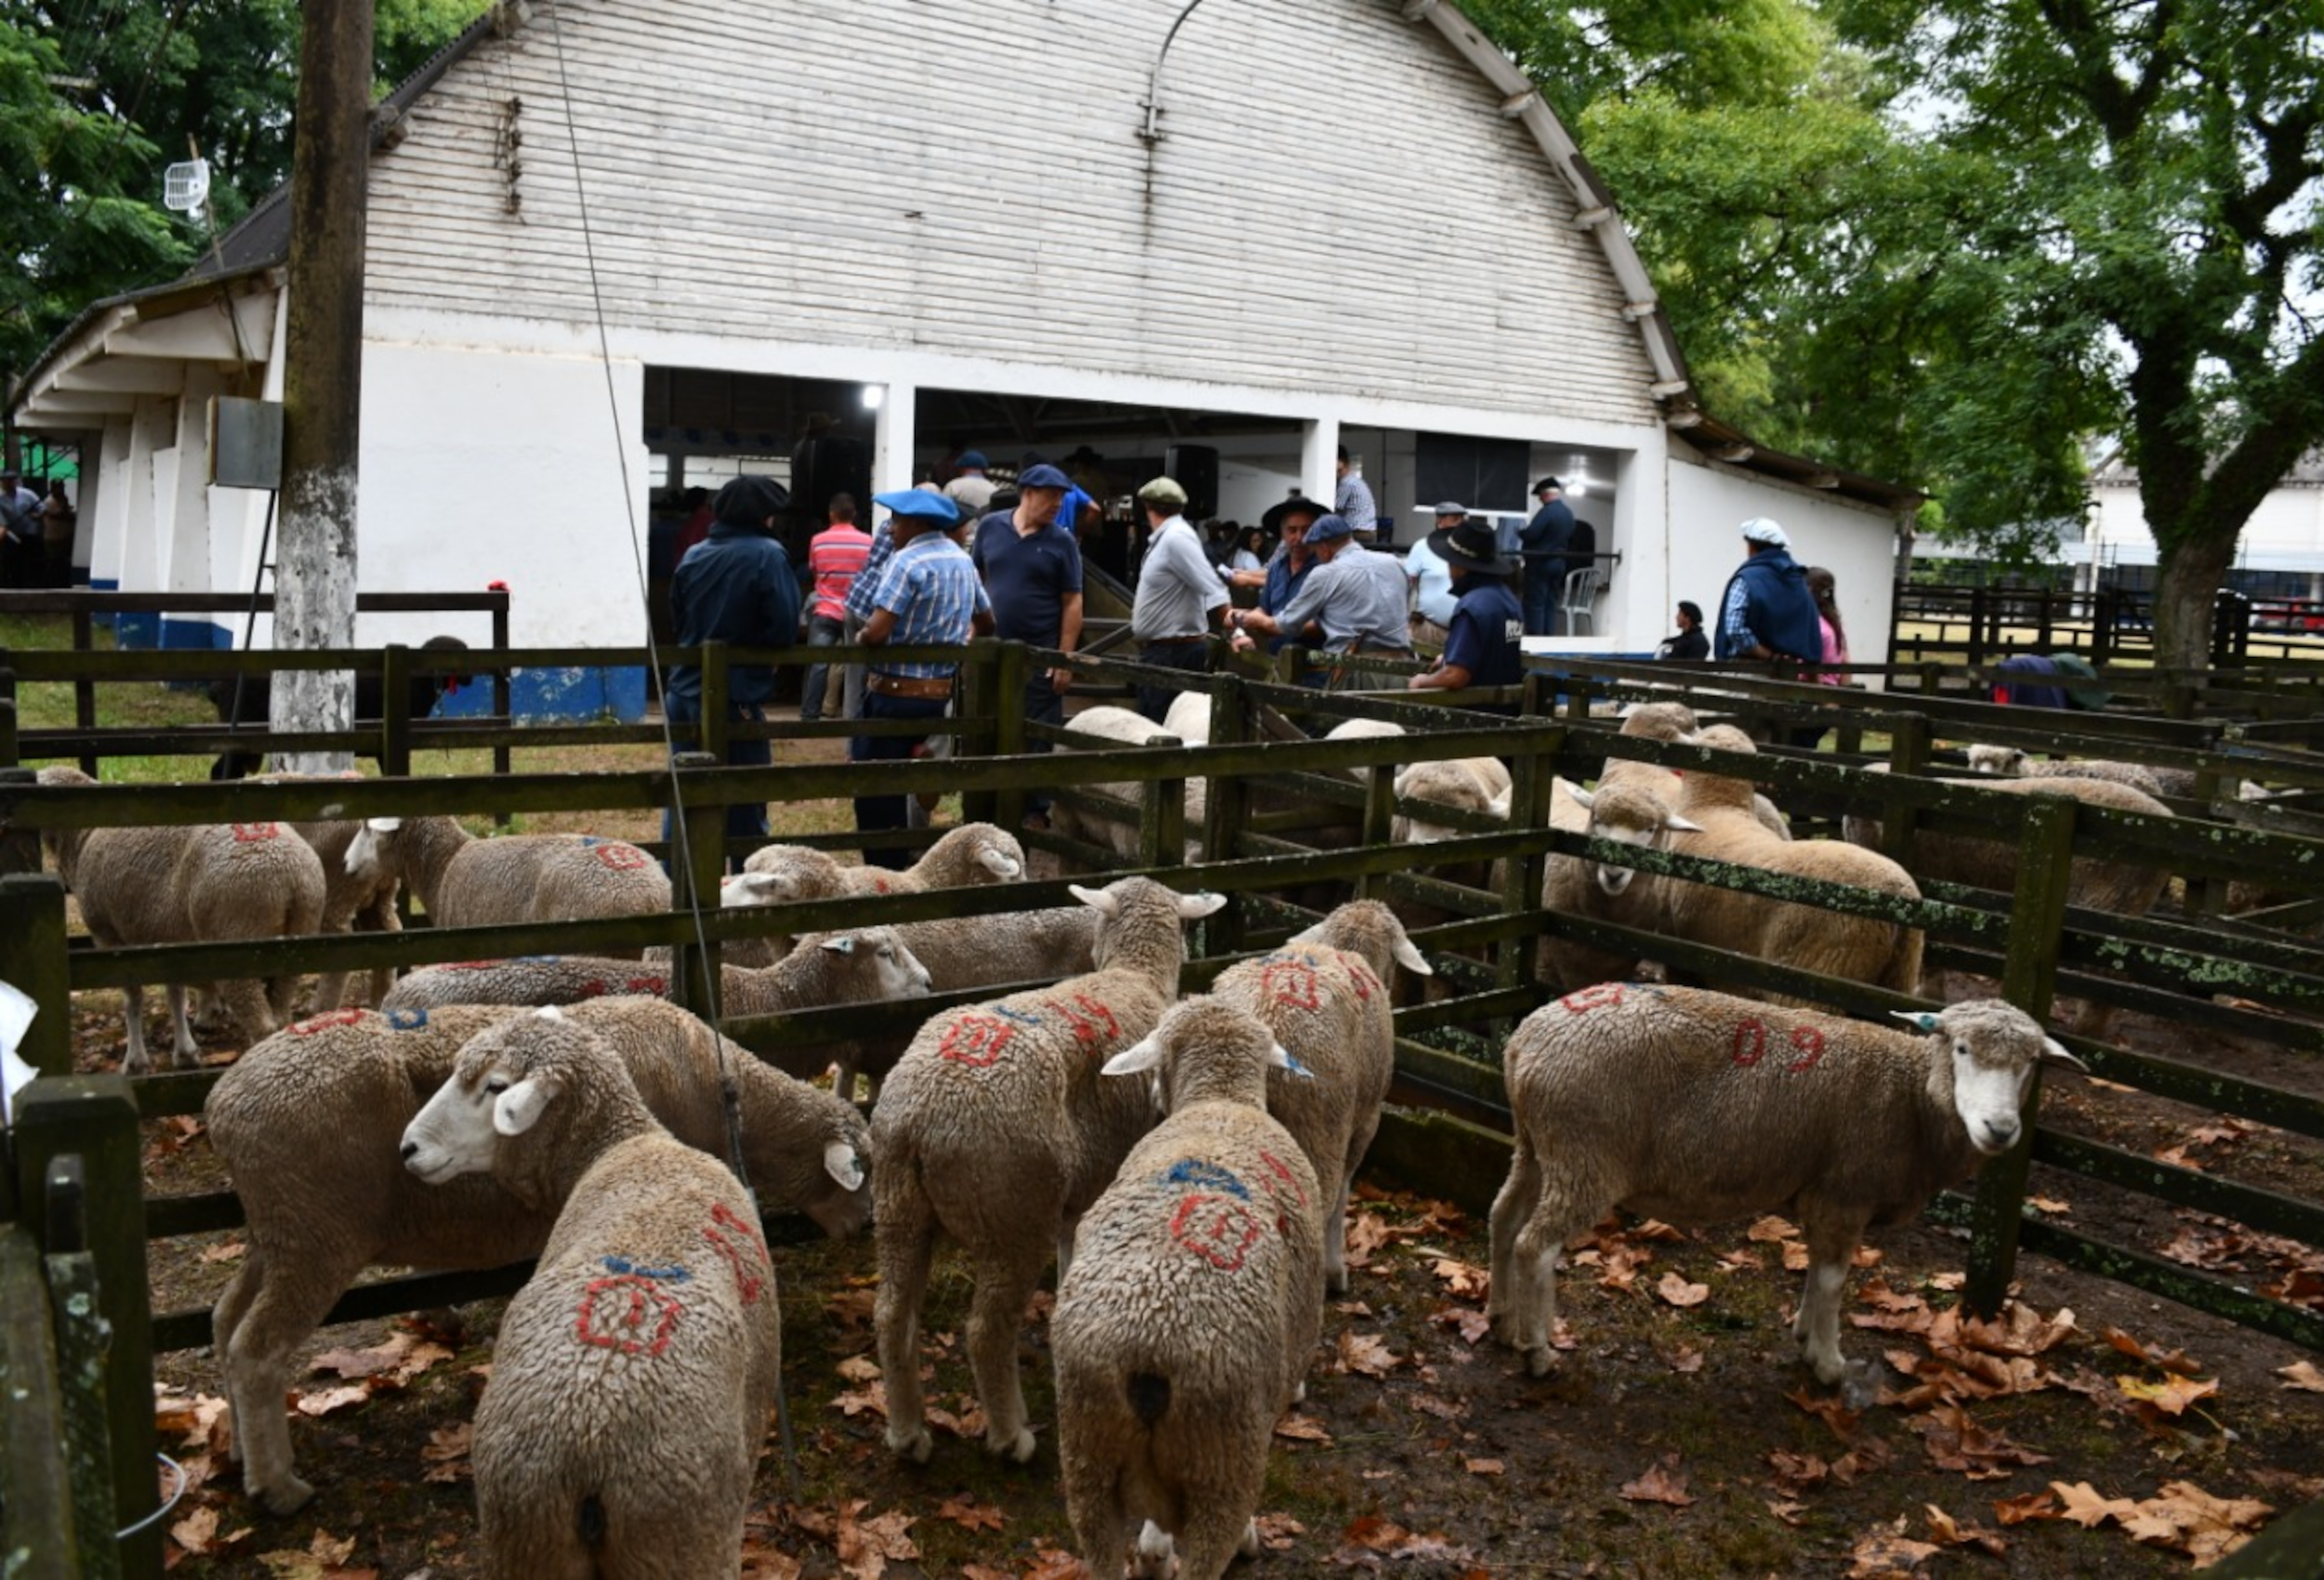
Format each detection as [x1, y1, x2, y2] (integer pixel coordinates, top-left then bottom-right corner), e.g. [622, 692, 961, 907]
[821, 936, 858, 956]
[493, 1074, 561, 1137]
[823, 1141, 866, 1192]
[2040, 1037, 2090, 1073]
[1270, 1044, 1314, 1079]
[1101, 1038, 1164, 1077]
[1890, 1011, 1943, 1033]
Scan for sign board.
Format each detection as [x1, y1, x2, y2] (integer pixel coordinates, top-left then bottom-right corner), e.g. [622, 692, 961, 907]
[211, 396, 284, 490]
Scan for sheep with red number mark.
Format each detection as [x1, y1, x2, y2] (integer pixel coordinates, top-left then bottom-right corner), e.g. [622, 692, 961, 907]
[400, 1009, 781, 1577]
[706, 844, 854, 968]
[206, 997, 869, 1517]
[1053, 998, 1327, 1580]
[33, 766, 326, 1072]
[1486, 986, 2082, 1385]
[870, 877, 1226, 1466]
[1208, 901, 1431, 1295]
[352, 819, 670, 957]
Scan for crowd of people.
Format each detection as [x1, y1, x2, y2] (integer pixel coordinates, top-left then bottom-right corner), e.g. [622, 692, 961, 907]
[0, 469, 75, 589]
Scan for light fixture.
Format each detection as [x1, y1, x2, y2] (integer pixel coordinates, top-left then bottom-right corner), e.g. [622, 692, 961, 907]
[861, 384, 885, 411]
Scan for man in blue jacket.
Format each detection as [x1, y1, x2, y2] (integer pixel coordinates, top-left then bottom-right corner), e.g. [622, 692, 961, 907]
[1518, 475, 1574, 637]
[667, 474, 801, 855]
[1712, 518, 1823, 665]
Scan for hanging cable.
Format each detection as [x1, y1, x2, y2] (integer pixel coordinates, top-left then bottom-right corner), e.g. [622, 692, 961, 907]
[541, 0, 799, 1497]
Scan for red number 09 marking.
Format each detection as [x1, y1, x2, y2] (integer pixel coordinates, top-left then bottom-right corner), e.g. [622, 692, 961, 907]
[1786, 1026, 1825, 1073]
[1731, 1020, 1767, 1067]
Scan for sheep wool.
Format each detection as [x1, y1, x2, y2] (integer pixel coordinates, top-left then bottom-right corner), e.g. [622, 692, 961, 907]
[1842, 774, 2172, 916]
[1054, 999, 1326, 1580]
[1487, 985, 2080, 1385]
[401, 1012, 779, 1578]
[870, 876, 1225, 1465]
[370, 819, 671, 955]
[1210, 901, 1431, 1293]
[207, 997, 868, 1516]
[1965, 744, 2167, 799]
[33, 766, 325, 1072]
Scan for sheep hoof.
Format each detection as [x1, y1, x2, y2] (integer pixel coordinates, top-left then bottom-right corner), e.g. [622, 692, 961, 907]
[886, 1426, 933, 1465]
[1809, 1354, 1847, 1389]
[991, 1426, 1037, 1465]
[1325, 1267, 1351, 1297]
[1240, 1519, 1262, 1559]
[1524, 1346, 1557, 1379]
[251, 1474, 317, 1518]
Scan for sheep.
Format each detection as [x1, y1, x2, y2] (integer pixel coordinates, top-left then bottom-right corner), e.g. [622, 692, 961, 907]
[1534, 775, 1652, 993]
[1052, 998, 1326, 1580]
[870, 876, 1226, 1465]
[713, 844, 853, 967]
[1047, 704, 1189, 861]
[296, 814, 404, 1010]
[1599, 708, 1789, 839]
[34, 765, 326, 1072]
[1643, 725, 1922, 1003]
[1841, 774, 2172, 917]
[747, 821, 1024, 896]
[358, 817, 670, 955]
[206, 995, 869, 1516]
[1209, 901, 1431, 1294]
[1390, 757, 1512, 844]
[1965, 744, 2166, 799]
[377, 926, 933, 1073]
[1486, 987, 2083, 1383]
[399, 1009, 780, 1577]
[1321, 716, 1407, 781]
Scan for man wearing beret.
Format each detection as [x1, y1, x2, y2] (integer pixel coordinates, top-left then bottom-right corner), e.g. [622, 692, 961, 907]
[1129, 474, 1227, 721]
[1230, 513, 1414, 690]
[667, 475, 802, 855]
[974, 462, 1084, 828]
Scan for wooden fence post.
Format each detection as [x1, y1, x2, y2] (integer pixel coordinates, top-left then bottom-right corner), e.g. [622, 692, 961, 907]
[1496, 727, 1561, 1003]
[1964, 796, 2077, 1317]
[1357, 763, 1396, 900]
[669, 750, 725, 1023]
[12, 1078, 157, 1578]
[0, 875, 74, 1078]
[1879, 715, 1930, 872]
[0, 767, 42, 876]
[989, 642, 1028, 833]
[0, 1223, 91, 1580]
[379, 643, 412, 779]
[490, 596, 512, 794]
[1967, 586, 1987, 666]
[0, 695, 17, 770]
[41, 1156, 125, 1580]
[1138, 737, 1187, 872]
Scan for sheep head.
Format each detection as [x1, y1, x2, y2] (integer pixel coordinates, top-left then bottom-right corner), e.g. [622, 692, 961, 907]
[1890, 1001, 2085, 1156]
[1617, 701, 1698, 741]
[1103, 996, 1302, 1114]
[817, 928, 933, 1000]
[1568, 782, 1697, 895]
[1965, 744, 2030, 777]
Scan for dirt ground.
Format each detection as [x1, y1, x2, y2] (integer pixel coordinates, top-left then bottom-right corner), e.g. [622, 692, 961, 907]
[107, 988, 2324, 1580]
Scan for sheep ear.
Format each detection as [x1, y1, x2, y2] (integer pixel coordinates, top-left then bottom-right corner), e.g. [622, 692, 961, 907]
[1101, 1037, 1164, 1076]
[1270, 1043, 1314, 1078]
[823, 1140, 866, 1192]
[979, 848, 1023, 879]
[535, 1005, 565, 1022]
[2040, 1038, 2089, 1073]
[493, 1073, 561, 1137]
[1663, 811, 1705, 833]
[1288, 920, 1326, 944]
[1487, 790, 1512, 822]
[1177, 891, 1229, 920]
[1890, 1010, 1943, 1033]
[366, 816, 402, 834]
[1069, 883, 1119, 917]
[1393, 937, 1433, 977]
[1566, 784, 1595, 811]
[821, 935, 858, 956]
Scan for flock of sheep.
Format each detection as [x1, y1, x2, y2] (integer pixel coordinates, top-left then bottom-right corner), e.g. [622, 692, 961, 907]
[25, 703, 2176, 1577]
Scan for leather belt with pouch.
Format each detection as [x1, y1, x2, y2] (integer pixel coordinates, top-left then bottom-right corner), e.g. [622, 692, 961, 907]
[867, 672, 955, 700]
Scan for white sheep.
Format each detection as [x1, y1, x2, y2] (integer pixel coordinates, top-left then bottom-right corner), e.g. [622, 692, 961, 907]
[1047, 704, 1191, 861]
[870, 876, 1225, 1465]
[400, 1010, 780, 1576]
[1841, 773, 2172, 917]
[1535, 776, 1660, 993]
[357, 818, 670, 955]
[1965, 744, 2166, 799]
[713, 844, 853, 967]
[206, 997, 869, 1515]
[34, 765, 326, 1072]
[1390, 756, 1512, 843]
[1486, 986, 2081, 1383]
[1210, 901, 1431, 1293]
[1053, 998, 1326, 1580]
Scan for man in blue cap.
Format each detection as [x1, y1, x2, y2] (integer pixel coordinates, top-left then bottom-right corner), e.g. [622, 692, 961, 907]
[974, 461, 1084, 828]
[853, 488, 993, 863]
[1229, 513, 1414, 689]
[666, 475, 800, 857]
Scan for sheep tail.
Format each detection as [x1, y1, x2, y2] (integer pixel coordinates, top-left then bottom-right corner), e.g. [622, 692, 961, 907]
[1128, 1369, 1171, 1427]
[1884, 926, 1926, 999]
[576, 1491, 608, 1550]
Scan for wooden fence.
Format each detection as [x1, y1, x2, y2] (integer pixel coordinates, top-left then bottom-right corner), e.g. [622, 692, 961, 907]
[1888, 581, 2324, 667]
[5, 637, 2324, 1573]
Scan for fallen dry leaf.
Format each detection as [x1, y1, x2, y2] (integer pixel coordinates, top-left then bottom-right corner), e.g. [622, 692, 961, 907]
[1253, 1512, 1305, 1551]
[1768, 1449, 1829, 1490]
[834, 1355, 881, 1385]
[1993, 1489, 2059, 1526]
[1020, 1547, 1087, 1580]
[936, 1494, 1004, 1534]
[1922, 1504, 2007, 1557]
[291, 1384, 370, 1419]
[828, 1383, 886, 1418]
[199, 1238, 245, 1264]
[2027, 1195, 2071, 1215]
[1655, 1272, 1710, 1309]
[1788, 1388, 1863, 1440]
[834, 1503, 918, 1580]
[2116, 1373, 2221, 1417]
[1766, 1498, 1808, 1526]
[1847, 1519, 1940, 1576]
[307, 1531, 357, 1568]
[1913, 1402, 2053, 1481]
[1618, 1456, 1695, 1508]
[1335, 1331, 1402, 1377]
[1432, 1257, 1489, 1299]
[1464, 1457, 1504, 1477]
[1274, 1414, 1333, 1445]
[1748, 1214, 1799, 1243]
[2102, 1325, 2204, 1376]
[420, 1421, 472, 1483]
[2277, 1360, 2324, 1392]
[2050, 1481, 2144, 1530]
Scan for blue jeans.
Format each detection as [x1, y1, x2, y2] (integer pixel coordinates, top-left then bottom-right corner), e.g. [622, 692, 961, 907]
[799, 613, 843, 723]
[853, 691, 949, 868]
[1021, 677, 1064, 817]
[662, 693, 772, 872]
[1522, 560, 1565, 638]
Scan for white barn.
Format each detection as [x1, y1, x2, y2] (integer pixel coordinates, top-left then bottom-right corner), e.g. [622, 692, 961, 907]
[9, 0, 1916, 717]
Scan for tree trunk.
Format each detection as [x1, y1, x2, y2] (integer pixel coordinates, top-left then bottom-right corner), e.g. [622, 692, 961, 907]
[2150, 533, 2235, 673]
[272, 0, 372, 774]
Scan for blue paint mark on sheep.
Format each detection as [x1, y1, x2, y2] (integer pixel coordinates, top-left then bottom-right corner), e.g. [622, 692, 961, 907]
[386, 1008, 429, 1031]
[994, 1006, 1044, 1026]
[1162, 1159, 1249, 1199]
[601, 1255, 692, 1282]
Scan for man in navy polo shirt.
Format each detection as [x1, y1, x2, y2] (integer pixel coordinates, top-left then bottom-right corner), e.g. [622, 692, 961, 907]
[973, 462, 1083, 828]
[1409, 514, 1523, 704]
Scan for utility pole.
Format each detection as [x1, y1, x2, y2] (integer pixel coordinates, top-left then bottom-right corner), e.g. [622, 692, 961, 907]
[273, 0, 373, 773]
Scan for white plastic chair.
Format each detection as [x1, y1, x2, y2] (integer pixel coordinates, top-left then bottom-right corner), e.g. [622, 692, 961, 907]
[1560, 564, 1604, 635]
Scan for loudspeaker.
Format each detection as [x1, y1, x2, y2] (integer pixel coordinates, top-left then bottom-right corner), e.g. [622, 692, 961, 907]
[1163, 443, 1220, 519]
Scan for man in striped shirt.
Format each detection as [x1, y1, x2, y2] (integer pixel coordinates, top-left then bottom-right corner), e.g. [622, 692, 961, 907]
[852, 489, 994, 865]
[800, 494, 872, 723]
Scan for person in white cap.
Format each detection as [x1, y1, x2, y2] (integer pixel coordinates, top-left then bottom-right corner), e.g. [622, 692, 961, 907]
[1713, 517, 1823, 665]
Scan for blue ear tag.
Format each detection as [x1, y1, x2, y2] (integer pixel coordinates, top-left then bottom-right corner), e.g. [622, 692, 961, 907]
[1283, 1053, 1314, 1080]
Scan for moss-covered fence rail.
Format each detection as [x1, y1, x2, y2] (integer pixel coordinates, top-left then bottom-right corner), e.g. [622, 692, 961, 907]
[6, 646, 2324, 1574]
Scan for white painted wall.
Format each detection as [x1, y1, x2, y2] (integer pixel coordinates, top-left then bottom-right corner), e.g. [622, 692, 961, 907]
[1666, 451, 1900, 678]
[2089, 478, 2324, 568]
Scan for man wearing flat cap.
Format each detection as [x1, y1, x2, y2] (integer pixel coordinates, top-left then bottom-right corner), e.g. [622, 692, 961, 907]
[1231, 513, 1415, 690]
[974, 462, 1084, 828]
[1519, 476, 1575, 638]
[667, 475, 802, 854]
[1129, 475, 1227, 721]
[1714, 517, 1823, 665]
[1409, 514, 1523, 701]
